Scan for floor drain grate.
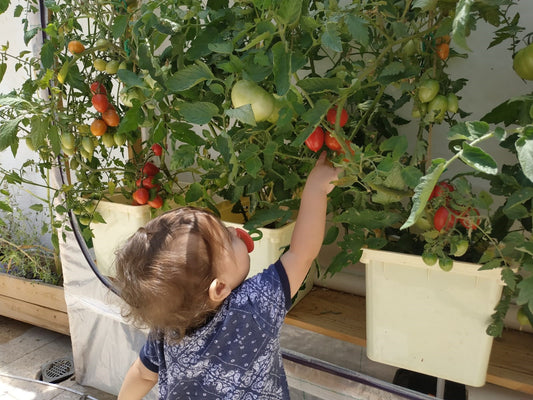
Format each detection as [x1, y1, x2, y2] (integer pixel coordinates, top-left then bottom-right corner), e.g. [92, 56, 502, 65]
[40, 357, 75, 383]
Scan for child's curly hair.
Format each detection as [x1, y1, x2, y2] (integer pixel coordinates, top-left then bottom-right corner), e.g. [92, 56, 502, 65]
[113, 206, 233, 342]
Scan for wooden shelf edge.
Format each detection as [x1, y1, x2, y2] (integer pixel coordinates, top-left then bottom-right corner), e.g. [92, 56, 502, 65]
[285, 286, 533, 396]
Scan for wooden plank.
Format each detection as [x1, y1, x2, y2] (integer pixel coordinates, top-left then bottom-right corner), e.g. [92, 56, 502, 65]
[285, 286, 533, 395]
[285, 287, 367, 347]
[0, 294, 70, 335]
[0, 273, 67, 312]
[488, 329, 533, 395]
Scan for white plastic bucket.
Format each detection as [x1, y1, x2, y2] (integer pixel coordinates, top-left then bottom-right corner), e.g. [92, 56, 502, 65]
[90, 195, 152, 277]
[361, 248, 504, 387]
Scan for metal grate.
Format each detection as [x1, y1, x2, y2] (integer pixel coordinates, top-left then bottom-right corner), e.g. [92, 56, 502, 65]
[40, 357, 75, 383]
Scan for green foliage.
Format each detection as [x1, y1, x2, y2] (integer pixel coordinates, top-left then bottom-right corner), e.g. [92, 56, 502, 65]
[0, 0, 531, 335]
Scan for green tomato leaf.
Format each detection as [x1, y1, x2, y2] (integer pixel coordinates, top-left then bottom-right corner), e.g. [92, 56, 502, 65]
[178, 102, 218, 125]
[452, 0, 474, 51]
[0, 0, 10, 14]
[503, 187, 533, 219]
[400, 160, 446, 230]
[0, 115, 24, 153]
[171, 144, 197, 170]
[117, 69, 145, 87]
[185, 182, 204, 202]
[412, 0, 438, 11]
[516, 276, 533, 310]
[321, 23, 342, 53]
[167, 62, 215, 92]
[297, 77, 343, 94]
[277, 0, 302, 26]
[459, 142, 498, 175]
[40, 41, 55, 70]
[225, 105, 256, 126]
[292, 99, 330, 147]
[335, 209, 403, 230]
[345, 15, 369, 47]
[112, 15, 129, 39]
[448, 121, 490, 140]
[516, 136, 533, 183]
[272, 41, 290, 96]
[380, 136, 408, 161]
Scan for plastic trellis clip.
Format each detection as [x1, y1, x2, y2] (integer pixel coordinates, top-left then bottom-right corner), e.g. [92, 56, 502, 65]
[248, 229, 263, 241]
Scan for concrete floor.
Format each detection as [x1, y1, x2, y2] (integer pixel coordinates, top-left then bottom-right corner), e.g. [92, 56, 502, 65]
[0, 316, 530, 400]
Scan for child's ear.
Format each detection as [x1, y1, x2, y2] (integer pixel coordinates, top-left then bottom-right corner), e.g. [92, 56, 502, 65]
[208, 278, 231, 303]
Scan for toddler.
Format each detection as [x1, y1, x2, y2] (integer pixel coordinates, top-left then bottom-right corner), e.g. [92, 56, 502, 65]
[115, 152, 340, 399]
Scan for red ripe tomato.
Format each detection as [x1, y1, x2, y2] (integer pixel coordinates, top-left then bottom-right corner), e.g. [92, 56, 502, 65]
[433, 206, 456, 231]
[235, 228, 254, 253]
[326, 107, 349, 127]
[142, 161, 160, 176]
[142, 176, 159, 190]
[90, 82, 107, 95]
[429, 181, 454, 201]
[132, 188, 149, 205]
[151, 143, 163, 156]
[148, 195, 163, 209]
[92, 94, 109, 113]
[305, 127, 324, 152]
[324, 131, 342, 151]
[459, 208, 480, 230]
[102, 108, 120, 127]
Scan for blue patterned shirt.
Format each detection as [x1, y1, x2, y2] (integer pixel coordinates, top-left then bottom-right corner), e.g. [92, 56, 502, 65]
[139, 260, 292, 399]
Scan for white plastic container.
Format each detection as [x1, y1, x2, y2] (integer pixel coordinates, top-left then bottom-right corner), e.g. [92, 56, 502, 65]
[361, 248, 504, 387]
[90, 195, 152, 277]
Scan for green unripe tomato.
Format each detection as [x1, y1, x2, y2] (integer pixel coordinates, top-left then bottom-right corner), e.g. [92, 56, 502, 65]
[25, 137, 36, 151]
[418, 79, 440, 103]
[105, 60, 120, 75]
[93, 58, 107, 72]
[231, 80, 275, 122]
[61, 132, 75, 150]
[95, 38, 110, 48]
[81, 136, 95, 154]
[453, 240, 469, 257]
[102, 132, 116, 147]
[422, 252, 438, 266]
[517, 308, 531, 327]
[447, 93, 459, 113]
[114, 132, 127, 146]
[439, 257, 454, 271]
[513, 43, 533, 81]
[427, 95, 448, 123]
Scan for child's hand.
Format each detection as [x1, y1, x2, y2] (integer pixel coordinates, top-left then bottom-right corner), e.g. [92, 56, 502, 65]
[307, 151, 342, 195]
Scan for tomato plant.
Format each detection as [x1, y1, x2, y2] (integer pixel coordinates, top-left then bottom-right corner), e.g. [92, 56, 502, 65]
[132, 188, 149, 205]
[326, 107, 349, 127]
[433, 207, 456, 231]
[142, 162, 159, 177]
[67, 40, 85, 54]
[102, 108, 120, 127]
[513, 43, 533, 80]
[236, 228, 254, 253]
[90, 119, 107, 136]
[92, 94, 109, 113]
[436, 43, 450, 60]
[148, 195, 163, 209]
[324, 131, 342, 151]
[151, 143, 163, 156]
[418, 79, 440, 103]
[231, 80, 275, 122]
[305, 127, 324, 152]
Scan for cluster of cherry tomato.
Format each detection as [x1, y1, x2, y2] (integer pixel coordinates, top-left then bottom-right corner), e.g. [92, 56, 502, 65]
[89, 82, 121, 138]
[132, 144, 164, 208]
[429, 181, 480, 232]
[305, 107, 351, 156]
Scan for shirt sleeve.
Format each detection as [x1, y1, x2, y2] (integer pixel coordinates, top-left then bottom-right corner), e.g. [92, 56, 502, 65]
[231, 259, 292, 335]
[139, 336, 160, 373]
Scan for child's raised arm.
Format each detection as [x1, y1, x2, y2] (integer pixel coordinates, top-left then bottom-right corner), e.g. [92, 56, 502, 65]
[281, 152, 341, 297]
